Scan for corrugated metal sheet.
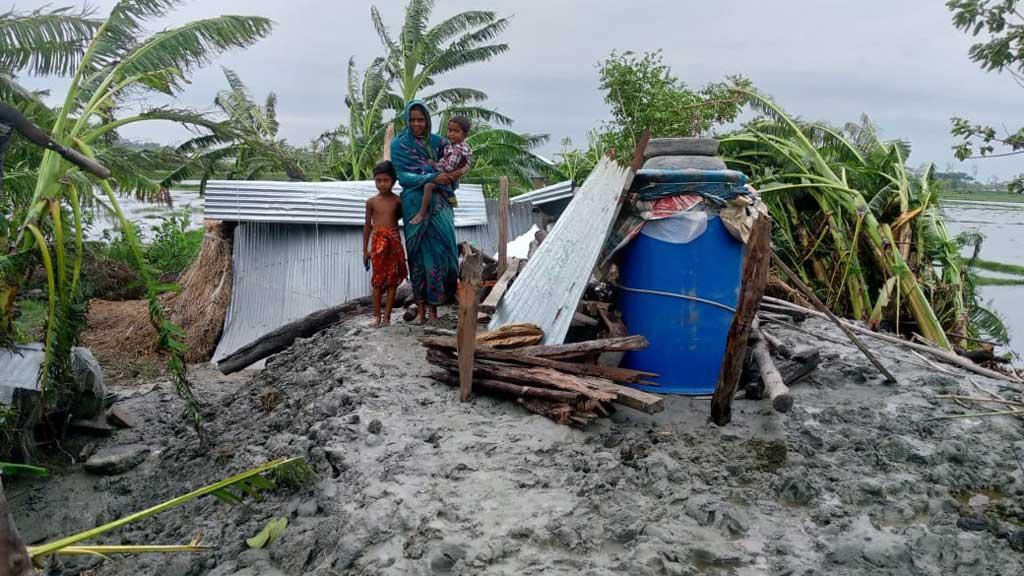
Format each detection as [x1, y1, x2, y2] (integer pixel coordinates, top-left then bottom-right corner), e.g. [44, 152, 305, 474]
[489, 158, 634, 344]
[212, 199, 537, 363]
[510, 180, 575, 206]
[204, 180, 487, 227]
[0, 344, 43, 404]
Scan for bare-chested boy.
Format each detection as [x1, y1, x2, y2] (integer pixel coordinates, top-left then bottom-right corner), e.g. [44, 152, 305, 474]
[363, 161, 408, 327]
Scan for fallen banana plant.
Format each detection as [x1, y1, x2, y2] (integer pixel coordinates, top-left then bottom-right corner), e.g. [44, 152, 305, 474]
[27, 457, 311, 563]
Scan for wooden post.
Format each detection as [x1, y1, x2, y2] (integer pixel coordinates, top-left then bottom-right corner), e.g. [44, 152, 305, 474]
[457, 249, 483, 402]
[497, 176, 510, 278]
[382, 123, 394, 161]
[711, 215, 772, 426]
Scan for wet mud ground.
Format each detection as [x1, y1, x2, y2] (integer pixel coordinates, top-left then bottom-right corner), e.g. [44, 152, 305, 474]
[13, 312, 1024, 575]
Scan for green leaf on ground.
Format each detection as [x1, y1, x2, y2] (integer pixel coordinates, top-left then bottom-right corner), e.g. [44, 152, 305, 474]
[246, 517, 288, 549]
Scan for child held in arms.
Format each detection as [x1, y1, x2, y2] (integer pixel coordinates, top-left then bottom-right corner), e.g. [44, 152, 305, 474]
[410, 115, 473, 224]
[363, 161, 408, 327]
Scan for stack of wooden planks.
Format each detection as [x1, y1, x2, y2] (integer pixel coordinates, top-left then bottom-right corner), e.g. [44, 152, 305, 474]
[421, 334, 664, 427]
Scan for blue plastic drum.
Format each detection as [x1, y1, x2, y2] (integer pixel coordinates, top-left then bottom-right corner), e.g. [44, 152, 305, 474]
[618, 216, 745, 394]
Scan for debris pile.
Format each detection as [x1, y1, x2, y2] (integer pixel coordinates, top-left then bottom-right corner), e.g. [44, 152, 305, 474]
[421, 326, 663, 426]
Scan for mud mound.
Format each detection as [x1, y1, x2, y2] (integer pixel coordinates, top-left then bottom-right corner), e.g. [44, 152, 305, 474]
[81, 221, 233, 365]
[17, 313, 1024, 576]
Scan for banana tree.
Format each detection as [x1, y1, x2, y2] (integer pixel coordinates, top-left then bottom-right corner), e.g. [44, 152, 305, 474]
[722, 90, 952, 349]
[370, 0, 512, 126]
[0, 0, 273, 433]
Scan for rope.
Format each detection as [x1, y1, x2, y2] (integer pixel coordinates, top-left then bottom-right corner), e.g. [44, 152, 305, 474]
[615, 283, 737, 313]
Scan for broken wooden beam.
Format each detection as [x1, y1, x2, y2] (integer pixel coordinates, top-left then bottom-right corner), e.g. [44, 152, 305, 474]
[218, 284, 412, 374]
[480, 257, 521, 314]
[517, 398, 573, 426]
[751, 325, 793, 413]
[711, 215, 772, 426]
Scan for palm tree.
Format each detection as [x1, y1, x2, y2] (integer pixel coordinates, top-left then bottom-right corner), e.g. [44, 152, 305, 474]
[171, 68, 305, 188]
[0, 0, 272, 435]
[370, 0, 512, 128]
[462, 127, 554, 193]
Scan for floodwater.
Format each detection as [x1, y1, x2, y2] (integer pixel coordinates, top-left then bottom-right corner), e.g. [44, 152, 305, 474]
[86, 188, 204, 242]
[945, 200, 1024, 359]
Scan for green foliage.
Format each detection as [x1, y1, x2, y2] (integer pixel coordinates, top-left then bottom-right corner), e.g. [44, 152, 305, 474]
[0, 0, 273, 443]
[371, 0, 511, 124]
[947, 0, 1024, 159]
[145, 214, 203, 276]
[172, 68, 306, 184]
[720, 91, 981, 349]
[1010, 175, 1024, 194]
[972, 258, 1024, 276]
[13, 297, 46, 343]
[596, 50, 750, 154]
[246, 518, 288, 549]
[29, 457, 311, 562]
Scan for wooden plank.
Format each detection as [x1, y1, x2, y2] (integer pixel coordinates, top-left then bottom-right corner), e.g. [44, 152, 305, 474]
[711, 215, 772, 426]
[425, 350, 616, 403]
[512, 335, 649, 360]
[419, 336, 658, 383]
[480, 258, 520, 314]
[457, 250, 482, 402]
[498, 175, 510, 278]
[578, 377, 664, 415]
[430, 371, 582, 403]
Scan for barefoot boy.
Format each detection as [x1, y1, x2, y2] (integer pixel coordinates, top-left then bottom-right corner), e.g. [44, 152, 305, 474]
[363, 161, 408, 327]
[410, 116, 473, 225]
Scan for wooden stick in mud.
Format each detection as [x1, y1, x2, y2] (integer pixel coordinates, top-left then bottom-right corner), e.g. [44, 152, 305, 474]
[770, 253, 898, 385]
[762, 296, 1024, 385]
[498, 175, 510, 278]
[751, 325, 794, 413]
[457, 250, 483, 402]
[711, 214, 772, 426]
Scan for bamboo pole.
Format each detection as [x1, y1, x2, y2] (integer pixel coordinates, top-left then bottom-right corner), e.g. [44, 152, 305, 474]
[771, 253, 898, 384]
[762, 296, 1023, 384]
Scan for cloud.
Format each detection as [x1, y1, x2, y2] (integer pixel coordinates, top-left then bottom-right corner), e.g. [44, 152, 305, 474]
[14, 0, 1023, 179]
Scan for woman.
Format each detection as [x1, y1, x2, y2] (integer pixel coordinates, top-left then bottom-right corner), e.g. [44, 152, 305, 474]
[390, 100, 466, 322]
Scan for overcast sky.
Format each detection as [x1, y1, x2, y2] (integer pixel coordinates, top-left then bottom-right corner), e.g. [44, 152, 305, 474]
[17, 0, 1024, 180]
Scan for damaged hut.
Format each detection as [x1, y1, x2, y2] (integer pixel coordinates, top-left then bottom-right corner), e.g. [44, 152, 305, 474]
[205, 180, 534, 363]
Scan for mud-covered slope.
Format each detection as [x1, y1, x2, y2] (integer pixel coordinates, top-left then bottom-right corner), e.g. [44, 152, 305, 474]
[15, 315, 1024, 576]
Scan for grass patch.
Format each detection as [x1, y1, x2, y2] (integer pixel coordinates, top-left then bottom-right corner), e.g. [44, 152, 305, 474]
[941, 191, 1024, 204]
[976, 276, 1024, 286]
[14, 298, 48, 343]
[972, 259, 1024, 277]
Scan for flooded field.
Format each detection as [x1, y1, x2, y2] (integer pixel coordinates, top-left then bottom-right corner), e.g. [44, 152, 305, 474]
[945, 199, 1024, 360]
